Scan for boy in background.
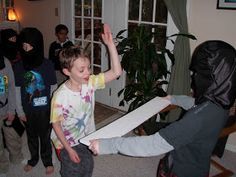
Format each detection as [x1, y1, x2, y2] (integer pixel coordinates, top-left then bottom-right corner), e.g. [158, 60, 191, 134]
[49, 24, 74, 85]
[50, 24, 122, 177]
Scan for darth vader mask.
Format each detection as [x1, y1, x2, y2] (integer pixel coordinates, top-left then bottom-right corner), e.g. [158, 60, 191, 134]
[190, 40, 236, 109]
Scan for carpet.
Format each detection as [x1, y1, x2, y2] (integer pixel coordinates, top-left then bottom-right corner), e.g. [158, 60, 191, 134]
[4, 108, 236, 177]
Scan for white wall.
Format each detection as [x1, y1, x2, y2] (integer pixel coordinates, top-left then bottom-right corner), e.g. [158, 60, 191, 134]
[14, 0, 60, 57]
[188, 0, 236, 152]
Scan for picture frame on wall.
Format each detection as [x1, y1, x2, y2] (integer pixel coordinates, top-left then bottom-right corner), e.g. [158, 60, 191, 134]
[217, 0, 236, 9]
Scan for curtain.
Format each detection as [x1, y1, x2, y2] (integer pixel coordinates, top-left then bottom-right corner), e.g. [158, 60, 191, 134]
[163, 0, 191, 121]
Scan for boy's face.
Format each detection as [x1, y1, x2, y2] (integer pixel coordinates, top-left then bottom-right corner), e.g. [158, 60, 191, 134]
[23, 43, 33, 52]
[64, 57, 91, 85]
[8, 36, 17, 43]
[56, 29, 68, 43]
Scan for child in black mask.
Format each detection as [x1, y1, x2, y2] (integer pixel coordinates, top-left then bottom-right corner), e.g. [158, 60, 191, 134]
[14, 27, 57, 175]
[0, 29, 21, 66]
[89, 41, 236, 177]
[0, 29, 25, 166]
[0, 46, 19, 175]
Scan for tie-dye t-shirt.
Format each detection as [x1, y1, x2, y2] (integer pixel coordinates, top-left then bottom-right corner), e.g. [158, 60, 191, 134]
[50, 73, 105, 149]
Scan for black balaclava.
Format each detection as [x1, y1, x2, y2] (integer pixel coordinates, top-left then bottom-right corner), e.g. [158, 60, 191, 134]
[0, 48, 5, 70]
[19, 27, 44, 70]
[190, 40, 236, 109]
[0, 28, 18, 61]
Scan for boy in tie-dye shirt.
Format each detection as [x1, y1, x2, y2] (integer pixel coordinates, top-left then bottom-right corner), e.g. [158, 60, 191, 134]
[50, 23, 122, 177]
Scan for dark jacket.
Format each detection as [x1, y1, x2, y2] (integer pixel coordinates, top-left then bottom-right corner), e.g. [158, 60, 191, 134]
[48, 40, 73, 70]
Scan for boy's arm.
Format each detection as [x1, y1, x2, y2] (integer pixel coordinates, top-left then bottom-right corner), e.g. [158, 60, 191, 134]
[169, 95, 195, 110]
[52, 122, 80, 163]
[102, 24, 122, 83]
[15, 87, 26, 121]
[89, 132, 174, 156]
[50, 83, 58, 97]
[48, 43, 54, 60]
[5, 59, 16, 121]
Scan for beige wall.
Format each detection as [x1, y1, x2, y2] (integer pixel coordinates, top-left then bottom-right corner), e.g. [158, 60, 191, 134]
[188, 0, 236, 151]
[14, 0, 236, 65]
[14, 0, 60, 57]
[188, 0, 236, 52]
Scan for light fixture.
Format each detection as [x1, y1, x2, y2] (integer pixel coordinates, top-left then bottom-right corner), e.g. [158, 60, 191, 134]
[7, 8, 17, 21]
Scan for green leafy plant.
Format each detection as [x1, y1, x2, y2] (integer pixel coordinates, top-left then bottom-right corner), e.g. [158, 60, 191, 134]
[116, 25, 196, 113]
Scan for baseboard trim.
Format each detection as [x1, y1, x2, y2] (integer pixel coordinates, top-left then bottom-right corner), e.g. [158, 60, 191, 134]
[225, 143, 236, 153]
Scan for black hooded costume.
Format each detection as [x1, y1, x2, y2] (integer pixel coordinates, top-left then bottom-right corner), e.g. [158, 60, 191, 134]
[87, 40, 236, 177]
[158, 40, 236, 177]
[18, 27, 44, 70]
[190, 40, 236, 109]
[0, 28, 19, 64]
[13, 27, 57, 168]
[0, 47, 5, 70]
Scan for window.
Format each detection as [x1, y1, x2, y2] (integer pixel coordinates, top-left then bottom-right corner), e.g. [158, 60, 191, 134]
[128, 0, 167, 50]
[73, 0, 167, 75]
[74, 0, 103, 74]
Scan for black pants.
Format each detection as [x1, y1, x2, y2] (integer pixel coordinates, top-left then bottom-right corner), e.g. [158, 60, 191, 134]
[60, 144, 94, 177]
[213, 114, 236, 157]
[25, 110, 53, 167]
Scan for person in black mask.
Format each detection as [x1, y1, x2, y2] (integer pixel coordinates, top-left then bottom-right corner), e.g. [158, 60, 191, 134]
[89, 40, 236, 177]
[0, 28, 21, 66]
[14, 27, 57, 175]
[0, 46, 18, 175]
[1, 28, 25, 166]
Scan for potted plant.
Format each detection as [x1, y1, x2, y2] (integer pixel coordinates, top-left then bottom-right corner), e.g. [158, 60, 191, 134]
[116, 25, 195, 134]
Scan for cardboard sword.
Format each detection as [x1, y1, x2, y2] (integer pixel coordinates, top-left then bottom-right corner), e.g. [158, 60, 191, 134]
[80, 96, 170, 146]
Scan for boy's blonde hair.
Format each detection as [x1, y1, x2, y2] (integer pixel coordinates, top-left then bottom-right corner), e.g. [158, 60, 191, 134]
[59, 46, 90, 71]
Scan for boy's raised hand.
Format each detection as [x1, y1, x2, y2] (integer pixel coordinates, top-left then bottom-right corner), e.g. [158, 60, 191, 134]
[101, 23, 113, 45]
